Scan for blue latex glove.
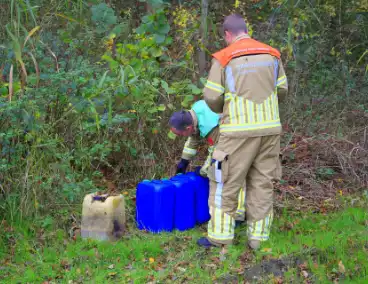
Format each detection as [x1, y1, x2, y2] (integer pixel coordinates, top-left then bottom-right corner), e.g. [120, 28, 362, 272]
[194, 166, 202, 176]
[176, 158, 189, 174]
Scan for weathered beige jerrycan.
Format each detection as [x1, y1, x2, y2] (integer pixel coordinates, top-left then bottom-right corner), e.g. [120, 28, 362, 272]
[81, 193, 126, 241]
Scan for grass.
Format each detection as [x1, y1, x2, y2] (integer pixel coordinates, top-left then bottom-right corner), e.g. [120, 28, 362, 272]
[1, 202, 367, 283]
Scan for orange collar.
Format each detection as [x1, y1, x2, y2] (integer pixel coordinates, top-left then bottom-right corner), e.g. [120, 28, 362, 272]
[212, 37, 281, 67]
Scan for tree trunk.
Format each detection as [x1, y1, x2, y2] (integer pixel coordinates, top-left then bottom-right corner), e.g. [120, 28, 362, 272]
[198, 0, 209, 82]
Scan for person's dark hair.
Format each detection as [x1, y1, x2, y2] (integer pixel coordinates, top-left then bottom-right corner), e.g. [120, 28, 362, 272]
[223, 14, 248, 35]
[169, 111, 193, 130]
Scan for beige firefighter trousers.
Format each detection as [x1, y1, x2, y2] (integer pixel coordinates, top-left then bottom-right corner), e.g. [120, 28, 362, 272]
[207, 134, 281, 245]
[201, 146, 247, 221]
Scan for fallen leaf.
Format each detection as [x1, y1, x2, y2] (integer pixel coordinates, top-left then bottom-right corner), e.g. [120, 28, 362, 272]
[123, 191, 129, 195]
[338, 260, 346, 273]
[261, 248, 272, 252]
[273, 276, 284, 283]
[60, 259, 70, 270]
[125, 264, 133, 270]
[108, 272, 117, 278]
[301, 270, 309, 278]
[205, 263, 217, 269]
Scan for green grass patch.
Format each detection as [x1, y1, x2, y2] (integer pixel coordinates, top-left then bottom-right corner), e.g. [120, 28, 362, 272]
[1, 205, 367, 283]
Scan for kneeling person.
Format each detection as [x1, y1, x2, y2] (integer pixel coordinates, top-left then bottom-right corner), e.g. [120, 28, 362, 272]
[169, 100, 247, 222]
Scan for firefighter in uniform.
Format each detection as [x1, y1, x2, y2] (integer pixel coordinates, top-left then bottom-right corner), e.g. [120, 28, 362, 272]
[198, 14, 288, 250]
[169, 100, 247, 223]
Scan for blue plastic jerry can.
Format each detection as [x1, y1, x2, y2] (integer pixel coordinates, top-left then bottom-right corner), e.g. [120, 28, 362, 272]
[184, 172, 211, 224]
[136, 179, 175, 233]
[170, 176, 196, 231]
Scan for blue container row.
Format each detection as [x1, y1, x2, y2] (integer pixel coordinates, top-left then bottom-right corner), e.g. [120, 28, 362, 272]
[135, 172, 211, 233]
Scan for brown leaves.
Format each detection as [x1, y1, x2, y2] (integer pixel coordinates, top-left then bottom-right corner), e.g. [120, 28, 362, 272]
[60, 259, 71, 271]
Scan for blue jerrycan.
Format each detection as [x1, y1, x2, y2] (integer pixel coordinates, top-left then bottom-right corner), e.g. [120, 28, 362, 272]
[184, 172, 211, 224]
[136, 179, 175, 233]
[169, 176, 195, 231]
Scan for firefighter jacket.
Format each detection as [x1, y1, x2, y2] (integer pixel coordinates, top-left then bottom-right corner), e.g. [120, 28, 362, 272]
[203, 34, 288, 138]
[181, 100, 220, 161]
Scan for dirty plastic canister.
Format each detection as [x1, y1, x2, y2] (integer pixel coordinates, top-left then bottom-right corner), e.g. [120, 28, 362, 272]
[81, 193, 126, 241]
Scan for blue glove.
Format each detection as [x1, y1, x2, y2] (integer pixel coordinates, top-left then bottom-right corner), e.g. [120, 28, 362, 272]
[176, 159, 189, 174]
[194, 166, 202, 176]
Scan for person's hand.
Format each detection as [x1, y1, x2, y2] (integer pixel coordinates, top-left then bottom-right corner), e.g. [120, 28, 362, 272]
[194, 166, 202, 176]
[176, 159, 189, 174]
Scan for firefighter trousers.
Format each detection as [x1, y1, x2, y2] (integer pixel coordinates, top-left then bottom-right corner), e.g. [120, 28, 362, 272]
[201, 145, 247, 221]
[207, 134, 280, 245]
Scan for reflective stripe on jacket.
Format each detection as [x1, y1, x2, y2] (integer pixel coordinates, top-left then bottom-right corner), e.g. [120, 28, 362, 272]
[181, 108, 220, 161]
[204, 34, 288, 138]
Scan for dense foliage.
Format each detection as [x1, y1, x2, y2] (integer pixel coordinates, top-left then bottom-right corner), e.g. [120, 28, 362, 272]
[0, 0, 367, 220]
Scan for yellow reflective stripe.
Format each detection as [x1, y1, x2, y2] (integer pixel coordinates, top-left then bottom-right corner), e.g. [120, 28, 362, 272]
[224, 213, 230, 235]
[248, 212, 274, 240]
[208, 232, 234, 240]
[256, 103, 263, 123]
[229, 99, 236, 124]
[205, 80, 225, 93]
[206, 85, 223, 93]
[203, 146, 214, 169]
[224, 92, 234, 101]
[208, 208, 234, 240]
[207, 80, 224, 90]
[215, 207, 221, 234]
[247, 100, 254, 123]
[220, 120, 281, 132]
[239, 97, 245, 124]
[273, 93, 278, 120]
[183, 147, 197, 155]
[237, 188, 245, 212]
[221, 211, 225, 233]
[277, 75, 286, 86]
[269, 95, 274, 120]
[202, 156, 212, 170]
[234, 97, 239, 124]
[210, 207, 215, 232]
[236, 188, 242, 211]
[267, 96, 272, 121]
[229, 217, 233, 234]
[244, 100, 249, 124]
[224, 94, 281, 133]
